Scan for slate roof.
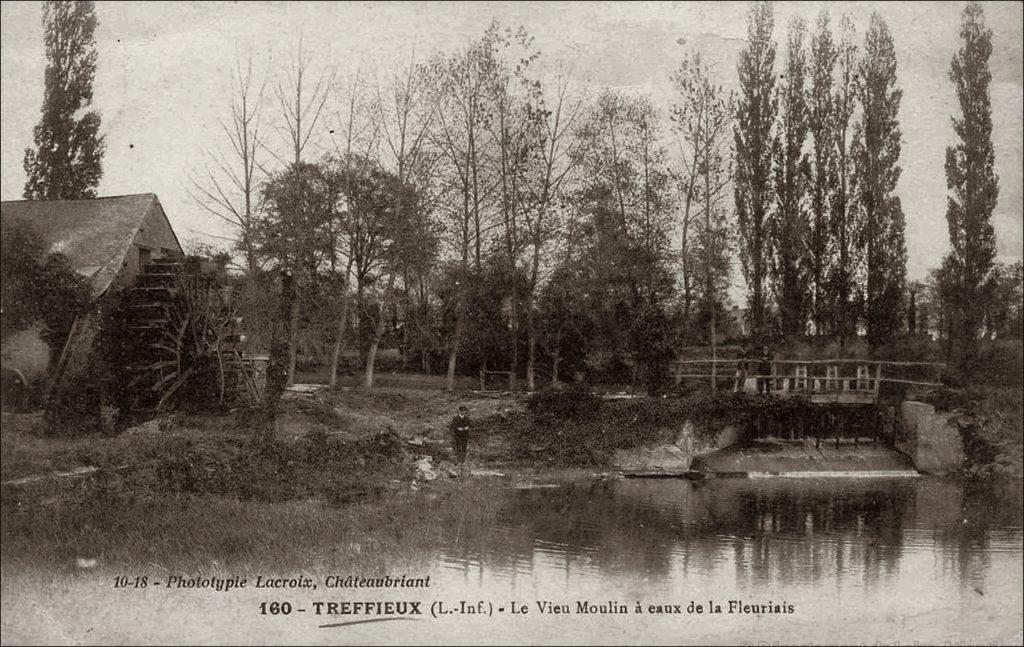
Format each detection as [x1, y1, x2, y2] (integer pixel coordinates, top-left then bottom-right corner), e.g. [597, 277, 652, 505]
[0, 193, 172, 298]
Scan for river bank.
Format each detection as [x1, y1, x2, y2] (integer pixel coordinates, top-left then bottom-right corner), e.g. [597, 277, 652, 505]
[2, 383, 1020, 574]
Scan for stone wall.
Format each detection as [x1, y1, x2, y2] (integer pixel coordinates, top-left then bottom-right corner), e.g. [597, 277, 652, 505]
[612, 419, 739, 473]
[896, 401, 966, 475]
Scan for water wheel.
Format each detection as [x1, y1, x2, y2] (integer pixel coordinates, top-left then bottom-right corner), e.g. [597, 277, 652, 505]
[109, 256, 258, 414]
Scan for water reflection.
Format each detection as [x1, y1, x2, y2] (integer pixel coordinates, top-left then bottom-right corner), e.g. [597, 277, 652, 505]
[435, 477, 1022, 598]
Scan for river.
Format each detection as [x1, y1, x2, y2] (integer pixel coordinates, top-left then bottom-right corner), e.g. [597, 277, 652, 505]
[2, 476, 1021, 645]
[382, 476, 1023, 645]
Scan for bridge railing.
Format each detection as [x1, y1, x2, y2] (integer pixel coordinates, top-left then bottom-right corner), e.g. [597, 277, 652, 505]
[673, 358, 946, 399]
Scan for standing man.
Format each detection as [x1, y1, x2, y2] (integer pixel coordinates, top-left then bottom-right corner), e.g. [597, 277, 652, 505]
[449, 405, 472, 473]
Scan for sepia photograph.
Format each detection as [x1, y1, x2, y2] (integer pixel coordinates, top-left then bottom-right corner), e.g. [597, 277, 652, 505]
[1, 1, 1022, 644]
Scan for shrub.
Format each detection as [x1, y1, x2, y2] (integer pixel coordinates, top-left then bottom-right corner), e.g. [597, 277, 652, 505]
[526, 383, 602, 420]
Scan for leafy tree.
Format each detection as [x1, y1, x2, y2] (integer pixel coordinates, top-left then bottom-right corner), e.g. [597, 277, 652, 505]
[944, 1, 1000, 366]
[427, 28, 500, 389]
[827, 15, 860, 345]
[254, 162, 337, 385]
[983, 261, 1022, 340]
[670, 52, 733, 372]
[734, 1, 777, 342]
[0, 223, 90, 364]
[535, 263, 595, 384]
[23, 0, 105, 200]
[770, 18, 811, 339]
[853, 13, 907, 347]
[574, 90, 676, 391]
[806, 10, 838, 336]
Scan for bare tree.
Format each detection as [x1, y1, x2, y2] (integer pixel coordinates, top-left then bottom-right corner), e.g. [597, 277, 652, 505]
[325, 71, 379, 387]
[487, 25, 542, 393]
[189, 51, 267, 275]
[429, 33, 499, 391]
[521, 66, 585, 390]
[363, 52, 437, 388]
[270, 35, 334, 384]
[671, 53, 733, 381]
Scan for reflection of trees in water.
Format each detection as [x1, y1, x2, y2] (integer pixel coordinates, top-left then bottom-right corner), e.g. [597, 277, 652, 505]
[433, 478, 1021, 593]
[927, 479, 1023, 593]
[717, 481, 912, 589]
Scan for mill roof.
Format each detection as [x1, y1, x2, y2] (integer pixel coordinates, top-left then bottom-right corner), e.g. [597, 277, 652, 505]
[0, 193, 179, 298]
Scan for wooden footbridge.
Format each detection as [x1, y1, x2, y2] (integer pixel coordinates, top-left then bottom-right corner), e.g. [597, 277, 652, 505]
[673, 358, 946, 405]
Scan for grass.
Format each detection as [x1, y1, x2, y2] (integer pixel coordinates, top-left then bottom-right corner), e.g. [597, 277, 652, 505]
[0, 480, 510, 576]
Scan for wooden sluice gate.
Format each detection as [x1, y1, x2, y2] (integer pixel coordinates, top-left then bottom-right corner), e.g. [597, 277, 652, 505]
[674, 358, 945, 405]
[672, 358, 947, 447]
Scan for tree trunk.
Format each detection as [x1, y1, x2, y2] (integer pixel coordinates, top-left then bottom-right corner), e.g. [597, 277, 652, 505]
[526, 321, 536, 391]
[327, 289, 351, 388]
[509, 276, 518, 393]
[551, 348, 560, 385]
[259, 271, 295, 442]
[446, 305, 465, 392]
[286, 295, 300, 386]
[364, 272, 396, 389]
[710, 306, 718, 391]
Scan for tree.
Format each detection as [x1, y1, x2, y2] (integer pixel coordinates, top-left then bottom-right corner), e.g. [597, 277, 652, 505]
[944, 1, 999, 367]
[770, 17, 811, 340]
[806, 10, 838, 337]
[521, 68, 584, 391]
[853, 13, 907, 348]
[535, 263, 594, 384]
[23, 0, 105, 200]
[734, 1, 777, 342]
[324, 71, 379, 387]
[575, 90, 676, 391]
[0, 223, 90, 361]
[983, 261, 1022, 339]
[362, 52, 438, 388]
[428, 30, 500, 390]
[670, 52, 733, 377]
[487, 24, 543, 392]
[269, 37, 333, 384]
[827, 15, 860, 345]
[254, 162, 337, 388]
[190, 52, 267, 275]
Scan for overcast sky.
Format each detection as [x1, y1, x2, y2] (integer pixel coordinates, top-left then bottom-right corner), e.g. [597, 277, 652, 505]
[1, 1, 1021, 293]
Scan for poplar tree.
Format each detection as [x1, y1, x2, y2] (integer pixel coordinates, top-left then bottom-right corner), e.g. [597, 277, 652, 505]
[806, 11, 837, 337]
[770, 18, 811, 339]
[944, 1, 999, 366]
[853, 13, 907, 347]
[734, 1, 777, 341]
[23, 0, 105, 200]
[828, 16, 859, 345]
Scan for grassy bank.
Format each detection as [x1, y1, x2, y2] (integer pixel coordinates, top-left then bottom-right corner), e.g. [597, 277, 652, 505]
[2, 381, 1020, 575]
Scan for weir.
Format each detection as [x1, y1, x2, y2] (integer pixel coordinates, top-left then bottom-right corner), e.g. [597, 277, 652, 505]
[621, 359, 963, 477]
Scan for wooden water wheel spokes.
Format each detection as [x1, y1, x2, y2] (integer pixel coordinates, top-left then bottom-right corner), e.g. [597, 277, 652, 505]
[119, 257, 254, 413]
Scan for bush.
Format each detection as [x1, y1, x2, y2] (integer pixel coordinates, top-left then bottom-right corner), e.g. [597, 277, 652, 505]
[526, 383, 602, 420]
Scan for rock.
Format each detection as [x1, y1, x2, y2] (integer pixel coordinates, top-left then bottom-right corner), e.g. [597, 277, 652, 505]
[124, 419, 161, 436]
[414, 456, 437, 481]
[717, 425, 740, 448]
[407, 437, 425, 446]
[469, 469, 505, 477]
[437, 461, 459, 478]
[675, 420, 696, 449]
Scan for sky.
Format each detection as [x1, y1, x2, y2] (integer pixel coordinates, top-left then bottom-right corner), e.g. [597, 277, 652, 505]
[1, 1, 1022, 296]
